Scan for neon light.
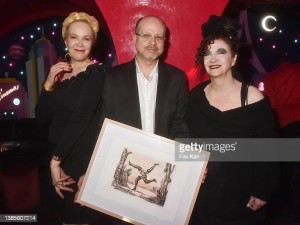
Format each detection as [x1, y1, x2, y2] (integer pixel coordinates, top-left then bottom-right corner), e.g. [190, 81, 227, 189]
[0, 85, 19, 101]
[258, 82, 264, 92]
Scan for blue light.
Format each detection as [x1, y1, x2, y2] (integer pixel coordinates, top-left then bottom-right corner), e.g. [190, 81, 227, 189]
[13, 98, 21, 106]
[2, 55, 6, 59]
[30, 35, 34, 39]
[294, 39, 298, 43]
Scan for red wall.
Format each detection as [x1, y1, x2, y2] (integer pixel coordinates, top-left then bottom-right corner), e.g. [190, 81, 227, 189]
[95, 0, 228, 89]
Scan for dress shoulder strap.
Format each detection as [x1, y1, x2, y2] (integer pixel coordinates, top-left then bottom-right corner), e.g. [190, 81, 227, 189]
[240, 83, 249, 107]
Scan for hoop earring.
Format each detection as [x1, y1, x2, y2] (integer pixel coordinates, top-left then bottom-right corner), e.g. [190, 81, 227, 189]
[64, 53, 71, 64]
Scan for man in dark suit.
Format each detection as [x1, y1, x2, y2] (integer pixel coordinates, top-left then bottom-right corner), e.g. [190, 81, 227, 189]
[74, 16, 189, 224]
[103, 15, 188, 139]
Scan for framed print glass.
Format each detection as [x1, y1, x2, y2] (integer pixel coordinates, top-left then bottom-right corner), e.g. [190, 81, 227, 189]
[77, 118, 209, 225]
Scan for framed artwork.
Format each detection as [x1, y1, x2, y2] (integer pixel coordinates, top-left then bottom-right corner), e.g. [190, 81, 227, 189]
[77, 118, 209, 225]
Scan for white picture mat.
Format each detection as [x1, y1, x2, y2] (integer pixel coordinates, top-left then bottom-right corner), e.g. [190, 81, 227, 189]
[78, 119, 209, 225]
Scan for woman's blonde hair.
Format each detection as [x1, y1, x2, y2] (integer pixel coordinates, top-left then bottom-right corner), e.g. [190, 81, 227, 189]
[62, 12, 99, 42]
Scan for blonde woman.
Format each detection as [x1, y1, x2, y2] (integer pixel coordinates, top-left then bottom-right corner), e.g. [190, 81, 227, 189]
[36, 12, 106, 224]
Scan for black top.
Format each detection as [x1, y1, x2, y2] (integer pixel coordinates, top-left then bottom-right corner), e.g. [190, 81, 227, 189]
[35, 63, 105, 174]
[188, 81, 278, 221]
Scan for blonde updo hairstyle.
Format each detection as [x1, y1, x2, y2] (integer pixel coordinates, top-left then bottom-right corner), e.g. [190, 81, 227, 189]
[62, 12, 99, 44]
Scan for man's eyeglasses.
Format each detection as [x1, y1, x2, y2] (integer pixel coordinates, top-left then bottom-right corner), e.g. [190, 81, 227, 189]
[135, 33, 165, 43]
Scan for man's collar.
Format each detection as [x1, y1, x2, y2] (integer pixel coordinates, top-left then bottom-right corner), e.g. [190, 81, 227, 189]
[135, 57, 159, 75]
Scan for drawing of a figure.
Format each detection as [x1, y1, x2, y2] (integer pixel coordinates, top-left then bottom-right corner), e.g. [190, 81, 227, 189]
[129, 161, 159, 191]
